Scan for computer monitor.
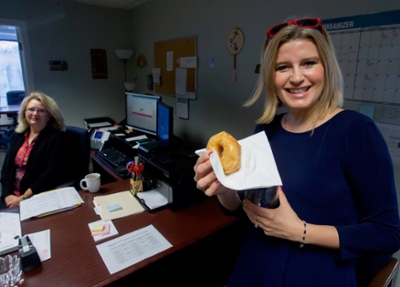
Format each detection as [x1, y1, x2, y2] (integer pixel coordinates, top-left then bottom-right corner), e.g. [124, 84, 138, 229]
[125, 93, 160, 136]
[157, 101, 173, 141]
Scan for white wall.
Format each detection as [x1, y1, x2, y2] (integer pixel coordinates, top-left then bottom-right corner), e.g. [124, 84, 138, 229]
[128, 0, 400, 147]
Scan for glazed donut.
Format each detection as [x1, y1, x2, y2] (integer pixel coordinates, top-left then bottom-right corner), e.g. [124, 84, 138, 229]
[206, 131, 241, 174]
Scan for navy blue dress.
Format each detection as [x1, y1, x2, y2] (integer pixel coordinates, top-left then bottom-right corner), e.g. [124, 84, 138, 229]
[227, 110, 400, 287]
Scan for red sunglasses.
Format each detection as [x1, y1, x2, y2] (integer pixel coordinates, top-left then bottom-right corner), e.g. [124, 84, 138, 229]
[266, 18, 324, 40]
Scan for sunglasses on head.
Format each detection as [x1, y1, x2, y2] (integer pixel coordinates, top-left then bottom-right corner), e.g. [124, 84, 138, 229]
[266, 18, 324, 40]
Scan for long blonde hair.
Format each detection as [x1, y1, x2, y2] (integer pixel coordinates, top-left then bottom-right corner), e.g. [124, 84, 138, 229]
[16, 92, 65, 133]
[245, 23, 343, 126]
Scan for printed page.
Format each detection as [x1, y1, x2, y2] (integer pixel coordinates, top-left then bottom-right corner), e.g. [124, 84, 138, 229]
[96, 225, 172, 274]
[0, 211, 21, 255]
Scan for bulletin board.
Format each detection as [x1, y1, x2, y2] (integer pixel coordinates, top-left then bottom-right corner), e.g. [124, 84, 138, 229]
[154, 36, 197, 99]
[324, 10, 400, 165]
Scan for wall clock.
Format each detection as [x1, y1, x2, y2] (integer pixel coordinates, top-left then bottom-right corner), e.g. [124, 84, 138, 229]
[226, 27, 245, 56]
[226, 27, 245, 82]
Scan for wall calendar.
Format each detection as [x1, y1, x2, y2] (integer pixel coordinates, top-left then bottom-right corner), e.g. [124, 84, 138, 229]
[324, 10, 400, 165]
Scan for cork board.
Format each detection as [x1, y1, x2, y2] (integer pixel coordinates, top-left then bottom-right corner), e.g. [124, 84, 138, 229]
[154, 36, 196, 99]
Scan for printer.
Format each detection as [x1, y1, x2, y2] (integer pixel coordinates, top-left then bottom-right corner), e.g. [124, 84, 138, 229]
[137, 140, 206, 211]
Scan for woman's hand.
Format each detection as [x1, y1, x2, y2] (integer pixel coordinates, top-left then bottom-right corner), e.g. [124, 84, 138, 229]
[193, 151, 224, 196]
[243, 187, 304, 242]
[194, 151, 240, 211]
[5, 194, 23, 208]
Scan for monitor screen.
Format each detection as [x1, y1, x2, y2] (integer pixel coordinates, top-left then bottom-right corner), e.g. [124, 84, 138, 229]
[157, 101, 173, 141]
[125, 93, 160, 136]
[93, 130, 103, 139]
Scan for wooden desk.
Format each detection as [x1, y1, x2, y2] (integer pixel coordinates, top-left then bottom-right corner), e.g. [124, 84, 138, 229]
[0, 105, 20, 128]
[0, 104, 20, 115]
[21, 179, 241, 286]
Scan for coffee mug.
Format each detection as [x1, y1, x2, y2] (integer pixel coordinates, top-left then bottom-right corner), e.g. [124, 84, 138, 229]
[80, 173, 101, 193]
[245, 186, 280, 209]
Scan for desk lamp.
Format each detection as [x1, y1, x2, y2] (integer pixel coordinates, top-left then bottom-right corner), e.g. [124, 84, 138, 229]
[114, 49, 136, 91]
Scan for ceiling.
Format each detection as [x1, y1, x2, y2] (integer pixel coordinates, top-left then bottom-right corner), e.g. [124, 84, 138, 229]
[69, 0, 148, 10]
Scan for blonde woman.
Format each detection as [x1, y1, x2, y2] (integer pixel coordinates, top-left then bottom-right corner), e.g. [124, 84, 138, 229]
[194, 18, 400, 286]
[1, 92, 66, 208]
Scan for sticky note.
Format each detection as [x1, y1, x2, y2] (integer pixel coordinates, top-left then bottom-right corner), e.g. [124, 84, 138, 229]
[91, 224, 105, 232]
[91, 224, 110, 236]
[106, 203, 123, 212]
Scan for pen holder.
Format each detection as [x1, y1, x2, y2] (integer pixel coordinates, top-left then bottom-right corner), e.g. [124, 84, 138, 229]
[129, 179, 143, 195]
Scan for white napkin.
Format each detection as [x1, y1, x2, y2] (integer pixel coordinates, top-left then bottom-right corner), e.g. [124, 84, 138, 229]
[195, 131, 282, 190]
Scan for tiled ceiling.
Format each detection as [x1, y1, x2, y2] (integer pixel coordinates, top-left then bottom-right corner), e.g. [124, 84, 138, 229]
[69, 0, 148, 10]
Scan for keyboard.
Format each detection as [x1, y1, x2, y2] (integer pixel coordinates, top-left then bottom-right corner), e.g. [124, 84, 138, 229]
[96, 148, 131, 167]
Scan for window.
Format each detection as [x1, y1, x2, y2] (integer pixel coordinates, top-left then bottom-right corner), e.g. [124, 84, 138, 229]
[0, 19, 35, 107]
[0, 25, 23, 106]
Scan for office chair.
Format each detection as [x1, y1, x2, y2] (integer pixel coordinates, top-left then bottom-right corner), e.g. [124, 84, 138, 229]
[0, 127, 14, 151]
[5, 90, 24, 128]
[58, 126, 90, 189]
[6, 90, 25, 105]
[368, 257, 399, 287]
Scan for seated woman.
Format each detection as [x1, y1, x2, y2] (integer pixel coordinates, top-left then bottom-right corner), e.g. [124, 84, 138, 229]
[0, 92, 66, 209]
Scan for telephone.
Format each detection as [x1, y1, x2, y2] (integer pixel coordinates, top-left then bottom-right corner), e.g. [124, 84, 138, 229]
[18, 235, 41, 272]
[90, 130, 110, 150]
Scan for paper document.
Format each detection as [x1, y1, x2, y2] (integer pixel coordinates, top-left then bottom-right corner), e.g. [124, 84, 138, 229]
[96, 225, 172, 274]
[152, 68, 161, 84]
[176, 97, 189, 119]
[93, 190, 144, 221]
[88, 122, 112, 128]
[167, 51, 173, 71]
[180, 56, 197, 68]
[97, 126, 121, 132]
[20, 187, 84, 221]
[125, 135, 147, 142]
[175, 68, 187, 96]
[0, 210, 21, 255]
[27, 229, 51, 261]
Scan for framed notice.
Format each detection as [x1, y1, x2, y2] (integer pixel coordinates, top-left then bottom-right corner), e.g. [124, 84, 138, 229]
[90, 49, 108, 79]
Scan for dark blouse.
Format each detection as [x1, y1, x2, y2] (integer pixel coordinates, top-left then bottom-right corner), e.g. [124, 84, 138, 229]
[226, 110, 400, 287]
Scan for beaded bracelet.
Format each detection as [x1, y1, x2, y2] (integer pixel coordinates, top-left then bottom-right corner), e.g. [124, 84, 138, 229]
[300, 220, 307, 248]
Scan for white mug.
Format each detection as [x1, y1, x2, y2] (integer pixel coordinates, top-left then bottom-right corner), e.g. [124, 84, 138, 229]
[80, 173, 101, 193]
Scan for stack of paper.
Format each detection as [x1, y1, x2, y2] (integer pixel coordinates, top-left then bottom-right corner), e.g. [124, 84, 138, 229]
[93, 190, 144, 220]
[19, 187, 84, 221]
